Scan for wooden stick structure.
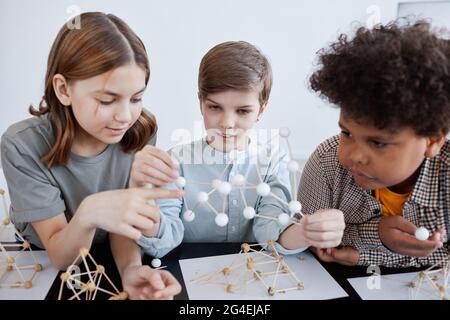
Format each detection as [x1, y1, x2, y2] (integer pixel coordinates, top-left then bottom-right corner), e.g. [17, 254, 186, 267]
[0, 189, 43, 289]
[190, 240, 304, 297]
[177, 128, 304, 228]
[58, 247, 128, 300]
[408, 255, 450, 300]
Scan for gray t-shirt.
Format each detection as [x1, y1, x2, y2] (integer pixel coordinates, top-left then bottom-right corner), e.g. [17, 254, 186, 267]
[0, 113, 156, 248]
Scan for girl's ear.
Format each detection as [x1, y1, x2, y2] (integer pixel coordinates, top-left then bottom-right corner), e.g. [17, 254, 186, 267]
[424, 134, 446, 158]
[53, 74, 72, 106]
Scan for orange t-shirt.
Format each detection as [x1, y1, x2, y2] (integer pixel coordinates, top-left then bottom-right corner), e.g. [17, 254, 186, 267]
[374, 188, 411, 216]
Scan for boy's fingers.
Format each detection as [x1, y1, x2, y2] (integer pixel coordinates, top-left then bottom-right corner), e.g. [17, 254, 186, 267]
[311, 247, 335, 262]
[308, 240, 342, 249]
[305, 220, 345, 232]
[392, 233, 442, 256]
[302, 214, 345, 228]
[390, 218, 417, 235]
[304, 230, 343, 242]
[431, 232, 441, 241]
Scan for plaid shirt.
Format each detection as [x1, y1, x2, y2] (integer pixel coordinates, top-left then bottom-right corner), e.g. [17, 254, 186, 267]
[297, 135, 450, 268]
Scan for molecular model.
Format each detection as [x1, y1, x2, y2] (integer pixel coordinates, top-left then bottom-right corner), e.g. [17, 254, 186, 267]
[0, 189, 43, 289]
[408, 226, 449, 299]
[408, 255, 450, 300]
[58, 247, 128, 300]
[191, 240, 304, 296]
[176, 127, 303, 228]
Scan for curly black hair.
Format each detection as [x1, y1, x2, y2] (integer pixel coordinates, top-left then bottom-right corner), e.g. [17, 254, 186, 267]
[310, 20, 450, 136]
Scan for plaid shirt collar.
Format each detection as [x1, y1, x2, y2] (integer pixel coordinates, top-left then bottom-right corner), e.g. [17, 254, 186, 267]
[410, 141, 450, 208]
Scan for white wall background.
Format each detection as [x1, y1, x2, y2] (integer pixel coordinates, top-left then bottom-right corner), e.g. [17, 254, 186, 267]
[0, 0, 448, 162]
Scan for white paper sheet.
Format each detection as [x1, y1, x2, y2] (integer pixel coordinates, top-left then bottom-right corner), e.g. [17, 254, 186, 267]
[348, 271, 450, 300]
[179, 251, 348, 300]
[0, 251, 59, 300]
[0, 224, 16, 242]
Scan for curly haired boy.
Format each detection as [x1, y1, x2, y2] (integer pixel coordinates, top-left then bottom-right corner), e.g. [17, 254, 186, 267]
[279, 20, 450, 268]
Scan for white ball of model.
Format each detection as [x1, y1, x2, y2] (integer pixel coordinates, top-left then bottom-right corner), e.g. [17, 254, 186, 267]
[151, 258, 161, 268]
[215, 213, 229, 227]
[256, 183, 271, 197]
[218, 181, 232, 195]
[197, 192, 209, 203]
[175, 177, 186, 188]
[231, 174, 246, 186]
[415, 227, 429, 241]
[183, 210, 195, 222]
[288, 201, 302, 214]
[243, 207, 256, 219]
[277, 213, 290, 226]
[212, 179, 222, 190]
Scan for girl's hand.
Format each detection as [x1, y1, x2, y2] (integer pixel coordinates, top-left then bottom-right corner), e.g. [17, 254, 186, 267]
[140, 199, 161, 237]
[129, 145, 179, 187]
[78, 188, 182, 240]
[297, 209, 345, 248]
[122, 265, 182, 300]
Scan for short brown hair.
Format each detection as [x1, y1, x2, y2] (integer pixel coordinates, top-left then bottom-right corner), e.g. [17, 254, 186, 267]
[30, 12, 157, 167]
[310, 20, 450, 136]
[198, 41, 272, 105]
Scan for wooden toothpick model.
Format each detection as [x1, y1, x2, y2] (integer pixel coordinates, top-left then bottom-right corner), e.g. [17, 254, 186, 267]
[408, 256, 450, 300]
[0, 189, 43, 289]
[191, 240, 304, 297]
[58, 248, 128, 300]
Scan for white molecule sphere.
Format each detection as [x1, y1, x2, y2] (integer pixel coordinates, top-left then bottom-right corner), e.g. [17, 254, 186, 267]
[151, 258, 162, 268]
[175, 177, 186, 188]
[231, 174, 246, 186]
[287, 160, 299, 173]
[415, 227, 430, 241]
[243, 207, 256, 219]
[215, 213, 229, 227]
[279, 127, 291, 138]
[183, 210, 195, 222]
[288, 201, 302, 214]
[278, 213, 290, 226]
[212, 179, 222, 190]
[218, 181, 232, 195]
[256, 183, 271, 197]
[197, 192, 209, 203]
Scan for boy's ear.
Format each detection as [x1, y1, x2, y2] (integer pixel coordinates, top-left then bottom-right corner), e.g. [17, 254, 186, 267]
[257, 102, 268, 121]
[198, 92, 204, 115]
[52, 74, 71, 106]
[425, 134, 447, 158]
